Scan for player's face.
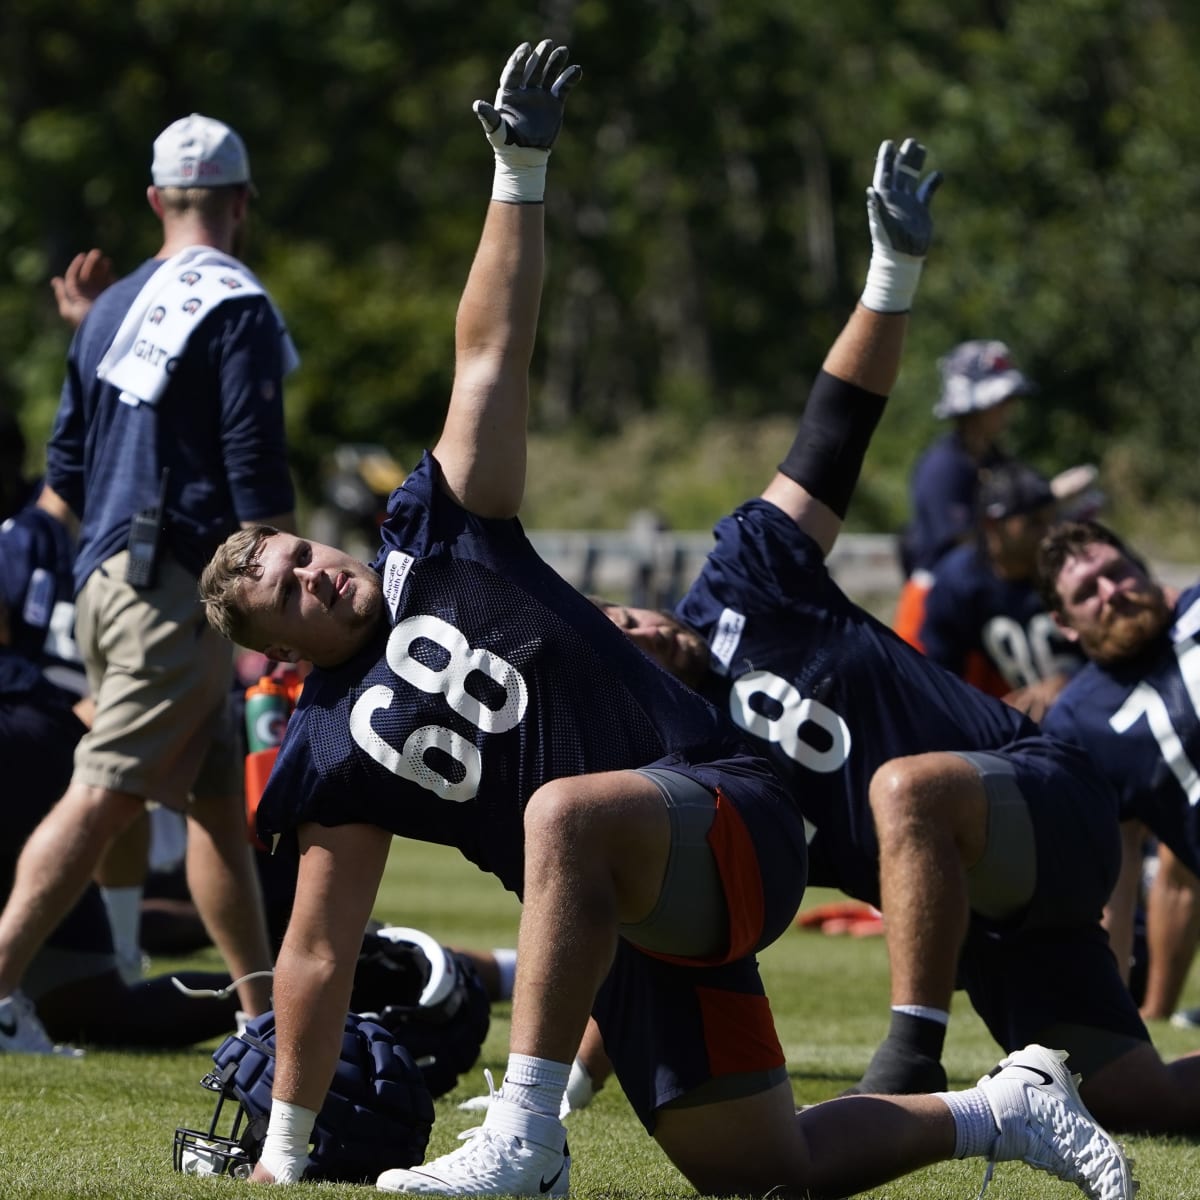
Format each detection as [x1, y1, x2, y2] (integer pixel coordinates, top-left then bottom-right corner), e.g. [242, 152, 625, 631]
[990, 504, 1055, 572]
[600, 603, 711, 687]
[241, 533, 383, 668]
[1054, 542, 1171, 666]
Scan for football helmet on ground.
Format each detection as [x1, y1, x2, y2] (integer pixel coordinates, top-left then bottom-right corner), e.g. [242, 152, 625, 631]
[173, 1009, 433, 1182]
[351, 924, 491, 1098]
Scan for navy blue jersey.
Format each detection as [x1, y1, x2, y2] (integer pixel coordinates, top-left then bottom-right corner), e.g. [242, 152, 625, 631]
[257, 454, 757, 896]
[0, 505, 83, 695]
[902, 433, 1009, 574]
[675, 499, 1050, 903]
[920, 541, 1084, 691]
[45, 257, 295, 589]
[1043, 584, 1200, 875]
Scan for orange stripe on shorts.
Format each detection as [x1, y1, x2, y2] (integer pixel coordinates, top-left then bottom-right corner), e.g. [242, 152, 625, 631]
[697, 986, 784, 1076]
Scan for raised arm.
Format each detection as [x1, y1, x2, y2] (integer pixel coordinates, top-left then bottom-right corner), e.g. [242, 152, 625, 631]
[432, 40, 581, 519]
[761, 138, 941, 556]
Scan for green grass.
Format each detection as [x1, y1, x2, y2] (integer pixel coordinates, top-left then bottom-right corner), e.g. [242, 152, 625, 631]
[2, 839, 1200, 1198]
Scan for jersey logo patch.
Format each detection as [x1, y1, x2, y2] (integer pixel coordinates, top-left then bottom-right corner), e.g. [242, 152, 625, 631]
[1172, 596, 1200, 645]
[382, 551, 416, 620]
[709, 607, 746, 675]
[22, 567, 54, 629]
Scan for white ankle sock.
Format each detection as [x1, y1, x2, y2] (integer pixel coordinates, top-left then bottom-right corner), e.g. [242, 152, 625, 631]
[499, 1053, 571, 1118]
[99, 885, 143, 966]
[934, 1088, 1000, 1158]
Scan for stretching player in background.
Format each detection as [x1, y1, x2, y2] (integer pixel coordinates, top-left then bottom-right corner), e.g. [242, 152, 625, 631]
[1039, 521, 1200, 1027]
[904, 460, 1084, 721]
[195, 41, 1131, 1200]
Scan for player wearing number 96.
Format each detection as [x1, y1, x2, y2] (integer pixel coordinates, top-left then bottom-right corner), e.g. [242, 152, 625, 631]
[195, 41, 1136, 1200]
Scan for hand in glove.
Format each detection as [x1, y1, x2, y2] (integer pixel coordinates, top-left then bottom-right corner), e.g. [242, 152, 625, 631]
[475, 39, 583, 203]
[860, 138, 942, 313]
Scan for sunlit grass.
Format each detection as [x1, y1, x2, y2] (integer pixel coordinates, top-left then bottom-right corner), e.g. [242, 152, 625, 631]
[1, 838, 1198, 1198]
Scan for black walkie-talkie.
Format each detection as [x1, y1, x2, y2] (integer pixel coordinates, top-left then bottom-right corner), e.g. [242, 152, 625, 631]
[125, 467, 170, 589]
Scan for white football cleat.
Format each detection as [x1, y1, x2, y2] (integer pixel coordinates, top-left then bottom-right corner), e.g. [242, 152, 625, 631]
[976, 1044, 1135, 1200]
[0, 990, 84, 1057]
[379, 1093, 568, 1196]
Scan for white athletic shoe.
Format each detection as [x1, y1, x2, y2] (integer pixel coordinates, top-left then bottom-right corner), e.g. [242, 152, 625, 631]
[976, 1044, 1134, 1200]
[378, 1094, 569, 1196]
[0, 990, 84, 1057]
[1169, 1006, 1200, 1030]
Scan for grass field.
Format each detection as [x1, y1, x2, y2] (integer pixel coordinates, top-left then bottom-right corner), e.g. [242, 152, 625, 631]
[2, 838, 1200, 1199]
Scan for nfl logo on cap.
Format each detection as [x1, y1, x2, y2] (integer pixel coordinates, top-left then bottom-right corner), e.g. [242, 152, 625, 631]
[151, 114, 252, 189]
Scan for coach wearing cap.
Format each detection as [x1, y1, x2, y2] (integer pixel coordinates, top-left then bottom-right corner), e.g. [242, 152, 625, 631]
[0, 114, 297, 1054]
[900, 339, 1037, 578]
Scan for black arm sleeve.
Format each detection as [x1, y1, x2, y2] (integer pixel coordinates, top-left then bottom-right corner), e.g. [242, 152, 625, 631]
[776, 369, 887, 519]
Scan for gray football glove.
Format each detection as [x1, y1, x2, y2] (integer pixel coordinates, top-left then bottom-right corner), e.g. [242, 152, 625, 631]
[474, 39, 582, 152]
[861, 137, 942, 313]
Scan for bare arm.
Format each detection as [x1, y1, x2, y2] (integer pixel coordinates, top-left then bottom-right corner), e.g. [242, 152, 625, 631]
[433, 202, 545, 518]
[252, 819, 393, 1182]
[1102, 819, 1147, 984]
[1001, 670, 1073, 723]
[1140, 840, 1200, 1020]
[35, 482, 80, 540]
[431, 40, 581, 520]
[761, 139, 941, 558]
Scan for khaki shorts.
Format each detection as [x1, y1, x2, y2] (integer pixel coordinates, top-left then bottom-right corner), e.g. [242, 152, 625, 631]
[73, 550, 239, 809]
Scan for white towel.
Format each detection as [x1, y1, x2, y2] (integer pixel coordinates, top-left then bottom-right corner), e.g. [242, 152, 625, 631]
[95, 245, 300, 407]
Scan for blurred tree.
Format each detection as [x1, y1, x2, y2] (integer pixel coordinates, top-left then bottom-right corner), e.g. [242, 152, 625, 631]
[1, 0, 1198, 543]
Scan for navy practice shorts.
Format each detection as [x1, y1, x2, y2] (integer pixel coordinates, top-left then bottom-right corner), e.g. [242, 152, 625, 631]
[958, 921, 1148, 1077]
[592, 752, 807, 1130]
[970, 735, 1122, 934]
[955, 736, 1146, 1076]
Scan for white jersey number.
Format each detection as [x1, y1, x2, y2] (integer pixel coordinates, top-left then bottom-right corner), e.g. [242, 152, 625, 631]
[981, 612, 1074, 689]
[349, 614, 529, 802]
[1109, 638, 1200, 806]
[729, 669, 851, 774]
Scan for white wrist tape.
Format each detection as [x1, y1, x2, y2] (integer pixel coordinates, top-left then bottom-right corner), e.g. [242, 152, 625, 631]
[492, 145, 550, 204]
[861, 249, 925, 314]
[259, 1100, 317, 1184]
[560, 1056, 597, 1117]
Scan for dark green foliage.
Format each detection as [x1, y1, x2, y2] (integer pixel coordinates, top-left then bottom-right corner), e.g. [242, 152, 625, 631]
[5, 1, 1200, 541]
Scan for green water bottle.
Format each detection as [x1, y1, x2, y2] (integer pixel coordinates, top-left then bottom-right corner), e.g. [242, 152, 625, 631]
[244, 675, 290, 753]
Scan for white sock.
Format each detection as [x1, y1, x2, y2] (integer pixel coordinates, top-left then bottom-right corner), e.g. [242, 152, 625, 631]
[892, 1004, 950, 1025]
[499, 1053, 571, 1118]
[934, 1088, 1000, 1158]
[492, 948, 517, 1001]
[99, 885, 143, 966]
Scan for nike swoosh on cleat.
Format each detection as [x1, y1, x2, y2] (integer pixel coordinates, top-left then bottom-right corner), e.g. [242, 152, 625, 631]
[1010, 1065, 1054, 1086]
[540, 1163, 564, 1193]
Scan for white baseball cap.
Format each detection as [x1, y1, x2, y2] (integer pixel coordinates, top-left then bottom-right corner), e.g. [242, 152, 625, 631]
[151, 113, 252, 189]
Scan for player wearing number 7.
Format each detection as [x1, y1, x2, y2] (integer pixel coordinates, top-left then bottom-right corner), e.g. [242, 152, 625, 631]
[1039, 521, 1200, 1027]
[195, 38, 1135, 1200]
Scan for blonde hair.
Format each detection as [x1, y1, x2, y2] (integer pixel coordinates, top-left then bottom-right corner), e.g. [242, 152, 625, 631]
[199, 525, 279, 646]
[155, 184, 246, 220]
